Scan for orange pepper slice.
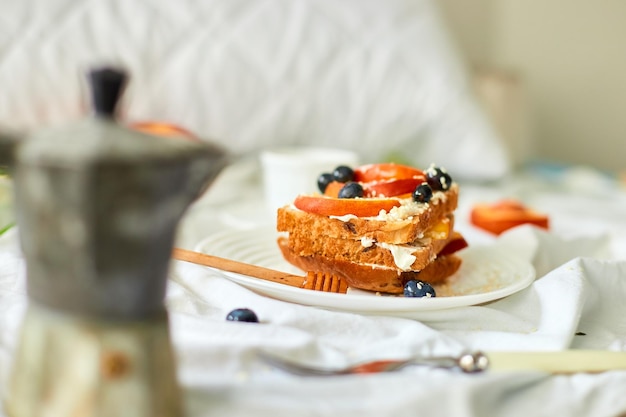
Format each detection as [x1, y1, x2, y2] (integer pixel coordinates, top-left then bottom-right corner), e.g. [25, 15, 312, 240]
[470, 200, 549, 235]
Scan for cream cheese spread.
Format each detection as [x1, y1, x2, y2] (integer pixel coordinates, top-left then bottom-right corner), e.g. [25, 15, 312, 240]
[377, 242, 417, 271]
[329, 213, 358, 222]
[360, 237, 375, 247]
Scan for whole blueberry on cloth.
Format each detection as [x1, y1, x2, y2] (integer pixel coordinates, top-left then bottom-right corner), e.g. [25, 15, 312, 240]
[226, 308, 259, 322]
[403, 280, 436, 298]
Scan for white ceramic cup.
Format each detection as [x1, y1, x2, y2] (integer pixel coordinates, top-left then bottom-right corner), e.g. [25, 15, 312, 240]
[260, 147, 359, 213]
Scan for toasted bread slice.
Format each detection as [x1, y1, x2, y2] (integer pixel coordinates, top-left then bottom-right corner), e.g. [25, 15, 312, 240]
[277, 183, 458, 245]
[285, 216, 456, 272]
[278, 236, 462, 294]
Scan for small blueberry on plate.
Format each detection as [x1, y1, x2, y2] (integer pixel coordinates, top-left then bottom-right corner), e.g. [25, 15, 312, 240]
[403, 280, 436, 298]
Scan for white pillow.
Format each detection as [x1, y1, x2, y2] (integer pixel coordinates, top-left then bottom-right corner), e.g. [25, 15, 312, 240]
[0, 0, 510, 181]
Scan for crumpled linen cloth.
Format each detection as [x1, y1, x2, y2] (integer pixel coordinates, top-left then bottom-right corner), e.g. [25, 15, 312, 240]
[1, 168, 626, 417]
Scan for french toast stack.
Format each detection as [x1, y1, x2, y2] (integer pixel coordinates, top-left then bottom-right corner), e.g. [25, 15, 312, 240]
[276, 163, 467, 294]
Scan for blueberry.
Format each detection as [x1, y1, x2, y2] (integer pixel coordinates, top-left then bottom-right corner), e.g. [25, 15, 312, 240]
[332, 165, 354, 183]
[412, 182, 433, 203]
[338, 182, 364, 199]
[425, 166, 452, 191]
[226, 308, 259, 323]
[403, 280, 436, 298]
[317, 172, 334, 193]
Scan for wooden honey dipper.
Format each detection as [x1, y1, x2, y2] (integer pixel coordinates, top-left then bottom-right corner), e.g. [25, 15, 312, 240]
[172, 248, 349, 294]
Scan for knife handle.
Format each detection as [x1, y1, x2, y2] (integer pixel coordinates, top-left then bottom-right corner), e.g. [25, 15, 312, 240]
[488, 350, 626, 373]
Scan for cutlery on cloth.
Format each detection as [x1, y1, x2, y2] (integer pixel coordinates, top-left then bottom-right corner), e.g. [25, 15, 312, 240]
[259, 350, 626, 375]
[172, 248, 349, 293]
[259, 351, 489, 375]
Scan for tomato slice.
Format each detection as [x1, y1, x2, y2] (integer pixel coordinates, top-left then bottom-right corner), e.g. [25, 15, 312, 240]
[363, 178, 424, 198]
[294, 195, 401, 217]
[470, 200, 549, 235]
[353, 163, 424, 182]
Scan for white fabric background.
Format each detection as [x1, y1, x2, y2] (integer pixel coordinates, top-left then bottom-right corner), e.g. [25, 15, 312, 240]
[0, 0, 509, 180]
[2, 160, 626, 417]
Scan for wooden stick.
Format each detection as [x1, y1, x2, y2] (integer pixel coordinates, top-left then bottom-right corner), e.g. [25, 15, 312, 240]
[172, 247, 307, 288]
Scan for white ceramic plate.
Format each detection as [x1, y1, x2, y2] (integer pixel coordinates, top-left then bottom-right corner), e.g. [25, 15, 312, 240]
[194, 228, 536, 314]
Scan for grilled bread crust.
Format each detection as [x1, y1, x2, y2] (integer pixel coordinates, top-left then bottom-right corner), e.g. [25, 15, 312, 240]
[277, 184, 458, 245]
[285, 217, 456, 272]
[278, 236, 462, 294]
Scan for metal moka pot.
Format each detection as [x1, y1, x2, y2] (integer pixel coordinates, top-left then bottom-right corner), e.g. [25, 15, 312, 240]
[3, 68, 228, 417]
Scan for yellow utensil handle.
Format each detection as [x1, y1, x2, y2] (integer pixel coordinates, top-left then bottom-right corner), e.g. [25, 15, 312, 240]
[488, 350, 626, 373]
